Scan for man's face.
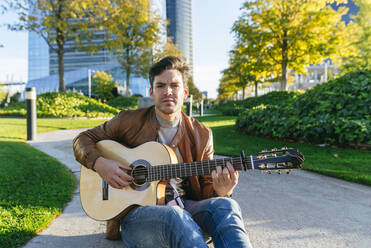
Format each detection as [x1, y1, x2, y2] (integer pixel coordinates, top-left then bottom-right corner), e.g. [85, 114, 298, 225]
[150, 69, 189, 116]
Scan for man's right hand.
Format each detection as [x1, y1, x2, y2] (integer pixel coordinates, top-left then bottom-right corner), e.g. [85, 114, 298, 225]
[94, 156, 133, 189]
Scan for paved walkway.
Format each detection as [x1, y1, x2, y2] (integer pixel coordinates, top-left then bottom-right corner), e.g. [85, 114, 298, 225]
[25, 129, 371, 248]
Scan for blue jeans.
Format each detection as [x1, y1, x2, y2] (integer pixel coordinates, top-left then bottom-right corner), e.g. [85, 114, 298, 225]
[120, 197, 253, 248]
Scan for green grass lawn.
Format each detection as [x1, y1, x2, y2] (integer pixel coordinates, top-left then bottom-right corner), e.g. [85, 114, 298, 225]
[197, 115, 371, 186]
[0, 118, 108, 248]
[1, 115, 370, 247]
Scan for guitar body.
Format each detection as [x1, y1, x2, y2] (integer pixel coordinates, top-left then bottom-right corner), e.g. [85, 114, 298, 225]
[80, 140, 178, 221]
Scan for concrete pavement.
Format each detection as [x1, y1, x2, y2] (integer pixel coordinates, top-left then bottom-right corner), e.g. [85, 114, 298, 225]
[25, 129, 371, 248]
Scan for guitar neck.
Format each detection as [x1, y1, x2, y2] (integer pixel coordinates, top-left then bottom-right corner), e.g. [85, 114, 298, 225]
[147, 157, 252, 182]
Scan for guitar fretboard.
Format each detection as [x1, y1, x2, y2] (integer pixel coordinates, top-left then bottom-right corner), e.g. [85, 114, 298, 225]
[143, 157, 252, 182]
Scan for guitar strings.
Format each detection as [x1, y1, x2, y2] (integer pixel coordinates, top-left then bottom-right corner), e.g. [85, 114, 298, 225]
[130, 157, 250, 181]
[130, 157, 247, 173]
[130, 157, 246, 174]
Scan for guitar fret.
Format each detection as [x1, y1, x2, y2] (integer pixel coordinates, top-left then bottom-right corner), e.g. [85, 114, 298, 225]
[147, 155, 261, 182]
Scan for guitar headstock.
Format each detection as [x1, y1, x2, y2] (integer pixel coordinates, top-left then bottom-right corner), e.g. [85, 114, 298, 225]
[252, 147, 304, 174]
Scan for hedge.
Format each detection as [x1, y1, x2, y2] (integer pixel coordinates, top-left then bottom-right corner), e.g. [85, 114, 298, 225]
[217, 91, 301, 116]
[237, 70, 371, 146]
[0, 92, 119, 118]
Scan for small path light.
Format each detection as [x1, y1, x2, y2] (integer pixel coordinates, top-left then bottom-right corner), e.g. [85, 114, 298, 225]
[26, 87, 37, 141]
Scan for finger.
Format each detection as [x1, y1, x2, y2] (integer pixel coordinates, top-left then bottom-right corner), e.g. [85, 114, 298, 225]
[107, 179, 121, 189]
[230, 168, 238, 185]
[226, 162, 235, 173]
[117, 162, 132, 171]
[222, 167, 231, 182]
[212, 170, 221, 185]
[113, 175, 131, 188]
[115, 167, 134, 181]
[212, 170, 217, 179]
[216, 166, 224, 183]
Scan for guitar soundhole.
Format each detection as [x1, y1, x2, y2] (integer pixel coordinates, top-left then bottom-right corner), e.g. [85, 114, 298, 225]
[132, 164, 148, 187]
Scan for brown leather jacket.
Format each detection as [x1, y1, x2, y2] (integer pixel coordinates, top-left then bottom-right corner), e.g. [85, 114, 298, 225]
[73, 106, 215, 239]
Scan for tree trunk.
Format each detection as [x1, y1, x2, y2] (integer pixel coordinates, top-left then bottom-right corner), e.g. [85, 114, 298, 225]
[57, 28, 65, 92]
[125, 47, 131, 96]
[125, 67, 131, 96]
[281, 30, 288, 90]
[242, 86, 245, 99]
[255, 81, 258, 97]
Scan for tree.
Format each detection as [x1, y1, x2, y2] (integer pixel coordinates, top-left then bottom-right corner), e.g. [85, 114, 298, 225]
[341, 0, 371, 72]
[153, 37, 184, 63]
[93, 71, 116, 101]
[152, 37, 203, 100]
[217, 72, 239, 101]
[102, 0, 162, 95]
[188, 76, 202, 101]
[3, 0, 103, 92]
[224, 43, 272, 98]
[233, 0, 350, 90]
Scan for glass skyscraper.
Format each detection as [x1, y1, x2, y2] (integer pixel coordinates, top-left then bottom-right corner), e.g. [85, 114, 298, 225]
[27, 0, 192, 96]
[166, 0, 193, 72]
[49, 30, 116, 75]
[28, 32, 49, 81]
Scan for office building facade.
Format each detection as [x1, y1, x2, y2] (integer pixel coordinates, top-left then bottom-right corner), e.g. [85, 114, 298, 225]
[27, 0, 192, 96]
[28, 31, 49, 81]
[166, 0, 193, 72]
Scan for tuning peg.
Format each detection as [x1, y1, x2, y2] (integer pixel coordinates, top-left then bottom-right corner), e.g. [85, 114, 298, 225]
[286, 170, 291, 174]
[277, 170, 281, 174]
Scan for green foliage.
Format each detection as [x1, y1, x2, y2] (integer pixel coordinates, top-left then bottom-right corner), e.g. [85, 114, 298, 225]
[0, 89, 6, 104]
[0, 92, 119, 118]
[217, 72, 239, 100]
[233, 0, 351, 90]
[217, 91, 300, 116]
[93, 71, 116, 101]
[237, 70, 371, 146]
[106, 96, 139, 110]
[4, 0, 103, 92]
[341, 0, 371, 72]
[195, 115, 371, 187]
[188, 76, 203, 101]
[153, 37, 185, 63]
[100, 0, 163, 89]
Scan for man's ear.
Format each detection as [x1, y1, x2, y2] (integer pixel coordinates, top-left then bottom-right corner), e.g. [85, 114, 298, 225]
[184, 87, 189, 100]
[149, 87, 153, 97]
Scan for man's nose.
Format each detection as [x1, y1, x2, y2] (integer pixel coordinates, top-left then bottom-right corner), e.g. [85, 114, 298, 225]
[164, 86, 172, 95]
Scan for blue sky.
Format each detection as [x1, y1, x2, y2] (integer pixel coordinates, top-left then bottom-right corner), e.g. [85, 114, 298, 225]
[0, 0, 245, 99]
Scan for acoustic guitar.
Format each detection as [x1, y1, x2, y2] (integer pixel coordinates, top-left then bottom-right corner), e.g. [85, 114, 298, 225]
[80, 140, 304, 221]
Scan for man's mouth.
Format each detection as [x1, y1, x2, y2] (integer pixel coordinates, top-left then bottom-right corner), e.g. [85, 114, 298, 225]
[162, 98, 175, 103]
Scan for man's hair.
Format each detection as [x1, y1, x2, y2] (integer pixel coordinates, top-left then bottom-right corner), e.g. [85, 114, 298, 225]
[149, 56, 190, 88]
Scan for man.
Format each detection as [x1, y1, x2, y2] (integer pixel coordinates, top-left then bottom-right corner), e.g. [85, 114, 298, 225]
[73, 56, 252, 247]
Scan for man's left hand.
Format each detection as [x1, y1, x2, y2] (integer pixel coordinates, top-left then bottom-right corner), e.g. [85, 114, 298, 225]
[212, 162, 239, 197]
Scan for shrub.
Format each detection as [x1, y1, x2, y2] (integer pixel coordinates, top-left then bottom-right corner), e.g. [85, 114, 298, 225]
[92, 71, 116, 101]
[217, 91, 300, 116]
[106, 96, 139, 110]
[0, 92, 120, 118]
[237, 69, 371, 146]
